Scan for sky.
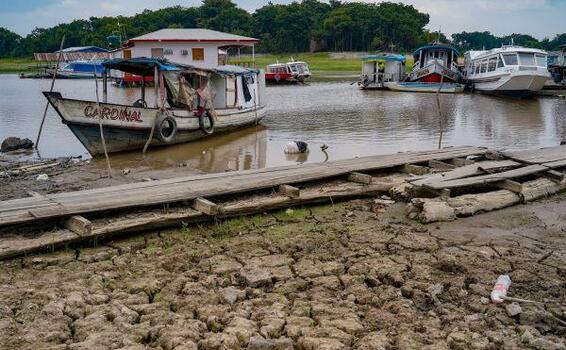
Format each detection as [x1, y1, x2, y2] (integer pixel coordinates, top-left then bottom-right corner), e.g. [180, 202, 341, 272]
[0, 0, 564, 39]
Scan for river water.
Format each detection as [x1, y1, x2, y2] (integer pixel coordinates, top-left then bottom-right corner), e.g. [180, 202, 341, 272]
[0, 74, 564, 172]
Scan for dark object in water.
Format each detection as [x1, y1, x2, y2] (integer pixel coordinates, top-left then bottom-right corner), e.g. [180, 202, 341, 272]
[1, 137, 34, 152]
[561, 141, 565, 145]
[284, 141, 308, 154]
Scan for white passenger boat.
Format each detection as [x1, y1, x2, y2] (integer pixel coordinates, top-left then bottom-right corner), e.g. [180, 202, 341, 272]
[464, 46, 551, 98]
[44, 57, 266, 156]
[265, 60, 311, 83]
[384, 81, 464, 93]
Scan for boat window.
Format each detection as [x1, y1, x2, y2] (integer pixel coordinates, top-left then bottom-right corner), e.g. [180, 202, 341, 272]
[535, 54, 547, 67]
[502, 54, 518, 66]
[475, 61, 480, 74]
[497, 55, 504, 68]
[480, 60, 488, 73]
[518, 52, 535, 66]
[488, 57, 497, 72]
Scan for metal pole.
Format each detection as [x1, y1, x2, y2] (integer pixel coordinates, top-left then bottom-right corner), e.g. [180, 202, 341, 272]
[35, 35, 65, 150]
[154, 66, 159, 107]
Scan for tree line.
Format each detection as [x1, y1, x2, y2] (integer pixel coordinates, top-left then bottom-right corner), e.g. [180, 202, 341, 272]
[0, 0, 565, 58]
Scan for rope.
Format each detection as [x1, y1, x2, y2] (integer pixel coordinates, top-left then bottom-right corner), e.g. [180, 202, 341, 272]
[94, 71, 112, 178]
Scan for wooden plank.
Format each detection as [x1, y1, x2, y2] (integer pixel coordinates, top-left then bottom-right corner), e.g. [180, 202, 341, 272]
[410, 160, 521, 187]
[0, 179, 399, 260]
[192, 198, 219, 215]
[60, 215, 92, 236]
[401, 164, 430, 175]
[428, 159, 456, 170]
[424, 164, 548, 190]
[278, 185, 300, 198]
[450, 158, 475, 166]
[347, 172, 372, 184]
[544, 170, 565, 182]
[543, 159, 566, 169]
[521, 178, 566, 202]
[0, 147, 487, 227]
[503, 146, 566, 164]
[495, 179, 523, 193]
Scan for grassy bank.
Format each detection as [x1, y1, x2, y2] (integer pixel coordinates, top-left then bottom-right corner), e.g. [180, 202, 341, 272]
[230, 52, 415, 74]
[0, 58, 37, 73]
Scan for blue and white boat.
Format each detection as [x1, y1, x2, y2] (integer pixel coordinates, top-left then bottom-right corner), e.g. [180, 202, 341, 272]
[358, 53, 406, 90]
[384, 81, 465, 93]
[48, 60, 106, 79]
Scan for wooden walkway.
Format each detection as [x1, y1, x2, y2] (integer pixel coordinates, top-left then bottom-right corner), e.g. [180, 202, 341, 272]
[1, 145, 566, 260]
[0, 146, 486, 227]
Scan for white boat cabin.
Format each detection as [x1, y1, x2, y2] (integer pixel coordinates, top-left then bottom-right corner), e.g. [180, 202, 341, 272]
[359, 54, 406, 89]
[464, 46, 549, 79]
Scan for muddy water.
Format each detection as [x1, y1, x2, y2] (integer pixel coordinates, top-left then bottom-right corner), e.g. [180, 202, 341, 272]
[1, 74, 565, 173]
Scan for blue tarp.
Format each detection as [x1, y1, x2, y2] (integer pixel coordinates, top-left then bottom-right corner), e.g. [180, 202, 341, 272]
[102, 57, 258, 77]
[362, 54, 406, 62]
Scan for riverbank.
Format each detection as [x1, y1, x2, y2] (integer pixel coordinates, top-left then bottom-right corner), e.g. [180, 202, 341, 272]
[0, 188, 564, 349]
[0, 58, 37, 73]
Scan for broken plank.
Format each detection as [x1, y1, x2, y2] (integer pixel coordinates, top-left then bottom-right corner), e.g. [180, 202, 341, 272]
[60, 215, 92, 235]
[428, 159, 456, 170]
[521, 177, 566, 202]
[401, 164, 430, 175]
[495, 179, 523, 193]
[544, 170, 565, 182]
[450, 158, 475, 166]
[424, 164, 548, 190]
[347, 172, 372, 184]
[410, 160, 521, 187]
[278, 185, 300, 198]
[192, 197, 219, 215]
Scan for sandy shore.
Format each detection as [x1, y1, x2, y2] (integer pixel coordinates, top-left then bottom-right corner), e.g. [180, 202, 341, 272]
[0, 182, 564, 349]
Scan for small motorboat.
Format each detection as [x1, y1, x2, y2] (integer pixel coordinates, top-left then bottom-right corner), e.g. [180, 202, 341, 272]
[47, 60, 106, 79]
[358, 54, 406, 90]
[464, 44, 551, 98]
[43, 57, 266, 156]
[384, 81, 465, 93]
[265, 60, 310, 84]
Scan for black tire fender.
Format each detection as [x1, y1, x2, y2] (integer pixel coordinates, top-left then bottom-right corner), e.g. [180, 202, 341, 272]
[199, 110, 215, 135]
[155, 113, 177, 143]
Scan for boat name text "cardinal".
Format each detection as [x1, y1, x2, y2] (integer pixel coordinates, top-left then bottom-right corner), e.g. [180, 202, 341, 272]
[83, 105, 143, 123]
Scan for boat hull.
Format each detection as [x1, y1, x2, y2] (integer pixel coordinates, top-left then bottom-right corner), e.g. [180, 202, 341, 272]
[468, 70, 550, 98]
[409, 61, 460, 83]
[384, 82, 465, 93]
[44, 92, 266, 156]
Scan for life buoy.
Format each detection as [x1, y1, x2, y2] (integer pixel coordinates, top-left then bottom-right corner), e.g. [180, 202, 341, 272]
[155, 113, 177, 143]
[274, 74, 281, 82]
[199, 110, 215, 135]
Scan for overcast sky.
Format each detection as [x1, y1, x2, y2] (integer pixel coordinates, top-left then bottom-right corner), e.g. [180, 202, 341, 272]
[0, 0, 564, 39]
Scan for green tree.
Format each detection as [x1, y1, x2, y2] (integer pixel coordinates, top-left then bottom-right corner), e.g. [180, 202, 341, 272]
[0, 27, 22, 57]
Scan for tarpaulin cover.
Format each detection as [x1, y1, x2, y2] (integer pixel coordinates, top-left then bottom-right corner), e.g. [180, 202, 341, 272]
[102, 57, 259, 77]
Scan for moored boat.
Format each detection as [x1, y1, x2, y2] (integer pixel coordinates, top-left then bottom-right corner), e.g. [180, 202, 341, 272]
[265, 60, 310, 83]
[384, 81, 464, 93]
[47, 60, 106, 79]
[44, 57, 266, 156]
[358, 54, 406, 90]
[464, 45, 551, 98]
[409, 42, 462, 83]
[539, 44, 566, 96]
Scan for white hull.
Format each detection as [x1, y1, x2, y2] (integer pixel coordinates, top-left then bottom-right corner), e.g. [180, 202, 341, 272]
[468, 70, 550, 97]
[45, 92, 266, 155]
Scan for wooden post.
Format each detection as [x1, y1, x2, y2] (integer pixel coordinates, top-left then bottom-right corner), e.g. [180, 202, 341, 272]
[154, 66, 159, 108]
[94, 70, 112, 178]
[102, 69, 108, 103]
[347, 172, 372, 184]
[278, 185, 300, 198]
[192, 197, 219, 215]
[60, 215, 92, 236]
[35, 35, 65, 150]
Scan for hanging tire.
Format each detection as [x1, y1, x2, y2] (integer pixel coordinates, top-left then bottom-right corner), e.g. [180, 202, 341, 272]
[199, 110, 215, 135]
[155, 113, 177, 143]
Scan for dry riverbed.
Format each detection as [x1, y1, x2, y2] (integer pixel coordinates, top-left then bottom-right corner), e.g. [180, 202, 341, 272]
[0, 188, 565, 349]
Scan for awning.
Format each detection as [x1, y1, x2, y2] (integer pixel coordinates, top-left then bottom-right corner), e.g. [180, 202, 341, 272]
[102, 57, 259, 77]
[362, 54, 406, 62]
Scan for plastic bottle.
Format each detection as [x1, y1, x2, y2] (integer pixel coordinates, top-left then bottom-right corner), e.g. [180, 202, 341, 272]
[491, 274, 511, 304]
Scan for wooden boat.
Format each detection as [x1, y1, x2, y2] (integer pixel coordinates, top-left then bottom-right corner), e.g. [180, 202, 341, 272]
[47, 60, 106, 79]
[384, 81, 465, 93]
[409, 42, 462, 83]
[358, 54, 406, 90]
[265, 60, 310, 83]
[464, 45, 551, 98]
[44, 57, 266, 156]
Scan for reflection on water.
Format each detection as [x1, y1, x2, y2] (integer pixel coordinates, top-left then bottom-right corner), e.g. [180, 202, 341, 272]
[0, 74, 565, 173]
